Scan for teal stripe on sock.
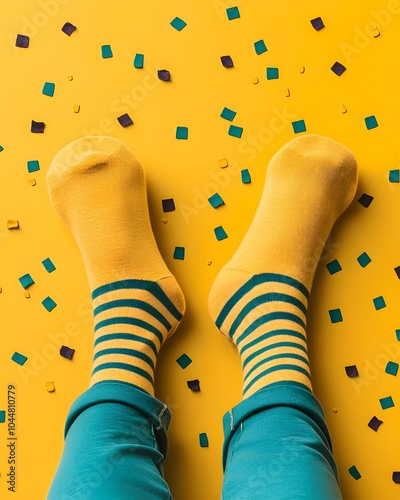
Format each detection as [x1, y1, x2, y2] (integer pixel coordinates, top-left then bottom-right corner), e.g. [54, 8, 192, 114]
[235, 311, 306, 344]
[242, 341, 308, 370]
[239, 329, 307, 356]
[215, 273, 309, 329]
[92, 279, 183, 321]
[92, 362, 154, 384]
[94, 333, 158, 356]
[93, 347, 155, 371]
[94, 317, 164, 345]
[230, 292, 307, 337]
[244, 352, 310, 383]
[243, 363, 311, 395]
[94, 299, 172, 330]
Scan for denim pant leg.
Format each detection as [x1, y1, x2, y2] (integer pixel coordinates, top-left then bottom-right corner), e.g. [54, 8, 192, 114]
[221, 381, 342, 500]
[48, 381, 172, 500]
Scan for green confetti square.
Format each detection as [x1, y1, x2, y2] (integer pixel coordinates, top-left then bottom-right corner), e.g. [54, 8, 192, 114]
[266, 67, 279, 80]
[0, 411, 5, 423]
[389, 169, 400, 183]
[27, 160, 40, 173]
[176, 354, 192, 369]
[220, 107, 236, 121]
[373, 296, 386, 310]
[380, 396, 394, 409]
[329, 308, 343, 323]
[101, 45, 113, 58]
[365, 115, 378, 130]
[19, 273, 34, 288]
[133, 53, 144, 68]
[208, 193, 224, 208]
[170, 17, 187, 31]
[228, 125, 243, 138]
[357, 252, 371, 268]
[396, 329, 400, 341]
[241, 169, 251, 184]
[348, 465, 361, 480]
[214, 226, 228, 241]
[12, 352, 27, 366]
[292, 120, 306, 133]
[42, 257, 56, 273]
[386, 361, 399, 376]
[226, 6, 240, 20]
[0, 145, 4, 152]
[326, 259, 342, 275]
[199, 432, 209, 447]
[176, 126, 188, 139]
[42, 296, 57, 312]
[254, 39, 267, 55]
[173, 246, 185, 260]
[42, 82, 55, 97]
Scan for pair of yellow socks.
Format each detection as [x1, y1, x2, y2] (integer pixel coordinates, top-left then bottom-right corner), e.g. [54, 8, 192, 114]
[47, 135, 357, 399]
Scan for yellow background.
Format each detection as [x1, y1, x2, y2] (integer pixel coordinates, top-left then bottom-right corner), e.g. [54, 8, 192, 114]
[1, 0, 400, 498]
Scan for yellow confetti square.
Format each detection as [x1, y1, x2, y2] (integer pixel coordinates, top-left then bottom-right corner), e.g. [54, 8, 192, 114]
[24, 291, 30, 298]
[284, 87, 291, 97]
[218, 158, 229, 168]
[339, 103, 347, 114]
[252, 76, 259, 84]
[46, 381, 55, 393]
[28, 178, 36, 186]
[299, 66, 305, 74]
[73, 104, 80, 113]
[7, 220, 19, 229]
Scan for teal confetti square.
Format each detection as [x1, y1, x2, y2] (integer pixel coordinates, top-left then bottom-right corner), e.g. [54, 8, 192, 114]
[365, 115, 378, 130]
[0, 146, 4, 152]
[27, 160, 40, 173]
[228, 125, 243, 138]
[373, 296, 386, 310]
[176, 126, 188, 139]
[12, 352, 27, 366]
[42, 257, 56, 273]
[389, 169, 400, 183]
[101, 45, 113, 58]
[220, 107, 236, 121]
[42, 82, 55, 97]
[42, 296, 57, 312]
[173, 247, 185, 260]
[133, 53, 144, 68]
[0, 411, 5, 423]
[357, 252, 371, 267]
[396, 329, 400, 341]
[292, 120, 306, 133]
[214, 226, 228, 241]
[386, 361, 399, 376]
[176, 353, 192, 369]
[266, 67, 279, 80]
[170, 17, 187, 31]
[380, 396, 394, 409]
[226, 6, 240, 20]
[348, 465, 361, 480]
[19, 273, 34, 288]
[254, 39, 267, 55]
[326, 259, 342, 275]
[208, 193, 224, 208]
[199, 432, 209, 447]
[329, 308, 343, 323]
[241, 169, 251, 184]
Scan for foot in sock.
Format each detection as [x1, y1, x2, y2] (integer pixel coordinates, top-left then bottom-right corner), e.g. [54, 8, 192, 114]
[208, 134, 358, 399]
[47, 136, 185, 396]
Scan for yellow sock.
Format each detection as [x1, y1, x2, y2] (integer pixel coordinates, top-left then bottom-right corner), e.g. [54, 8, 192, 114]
[47, 136, 185, 396]
[208, 135, 358, 399]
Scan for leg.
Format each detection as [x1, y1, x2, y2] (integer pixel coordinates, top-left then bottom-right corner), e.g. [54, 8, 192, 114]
[208, 135, 358, 499]
[47, 137, 185, 499]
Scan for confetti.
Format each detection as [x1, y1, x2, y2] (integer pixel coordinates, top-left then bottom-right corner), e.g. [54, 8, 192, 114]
[218, 158, 229, 168]
[389, 169, 400, 182]
[394, 266, 400, 279]
[42, 82, 55, 97]
[331, 61, 346, 76]
[67, 75, 73, 81]
[176, 126, 188, 139]
[199, 432, 209, 447]
[365, 115, 378, 130]
[358, 193, 374, 208]
[393, 472, 400, 484]
[162, 198, 175, 212]
[16, 34, 29, 48]
[208, 193, 224, 208]
[228, 125, 243, 138]
[28, 178, 36, 186]
[31, 120, 45, 133]
[357, 252, 371, 268]
[329, 308, 343, 323]
[373, 296, 386, 310]
[214, 226, 228, 241]
[101, 45, 113, 58]
[220, 107, 237, 121]
[292, 120, 306, 133]
[368, 416, 383, 431]
[73, 105, 80, 113]
[24, 291, 30, 299]
[299, 65, 306, 74]
[12, 352, 27, 366]
[27, 160, 40, 173]
[339, 103, 347, 114]
[60, 345, 75, 359]
[42, 296, 57, 312]
[380, 396, 394, 410]
[46, 381, 56, 392]
[173, 247, 185, 260]
[133, 53, 144, 68]
[19, 273, 34, 288]
[187, 379, 201, 391]
[396, 329, 400, 341]
[170, 17, 187, 31]
[42, 257, 56, 273]
[220, 55, 234, 68]
[266, 67, 279, 80]
[241, 169, 251, 184]
[386, 361, 399, 376]
[0, 145, 3, 152]
[62, 22, 76, 36]
[7, 220, 19, 229]
[0, 411, 5, 423]
[310, 17, 325, 30]
[370, 25, 380, 37]
[348, 465, 361, 480]
[284, 88, 291, 97]
[158, 69, 171, 81]
[345, 365, 359, 378]
[254, 39, 267, 54]
[226, 6, 240, 20]
[117, 113, 133, 127]
[326, 259, 342, 275]
[176, 353, 192, 369]
[252, 76, 259, 84]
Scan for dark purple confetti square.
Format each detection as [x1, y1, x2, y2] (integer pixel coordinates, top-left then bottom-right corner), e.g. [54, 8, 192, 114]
[221, 55, 234, 68]
[331, 61, 346, 76]
[394, 266, 400, 279]
[345, 365, 359, 378]
[393, 472, 400, 484]
[358, 193, 374, 208]
[368, 416, 383, 432]
[60, 345, 75, 360]
[117, 113, 133, 127]
[31, 120, 45, 133]
[162, 198, 175, 212]
[16, 34, 29, 48]
[310, 17, 325, 30]
[62, 22, 77, 36]
[187, 379, 201, 392]
[158, 69, 171, 81]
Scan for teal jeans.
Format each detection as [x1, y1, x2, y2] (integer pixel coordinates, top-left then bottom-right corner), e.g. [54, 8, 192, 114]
[48, 381, 341, 499]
